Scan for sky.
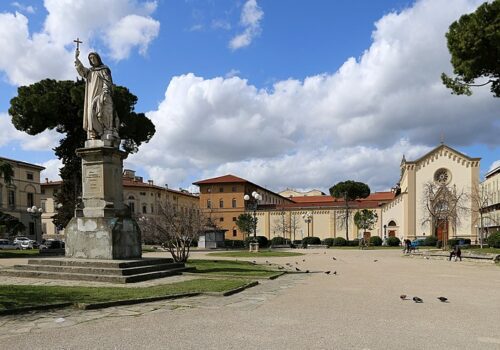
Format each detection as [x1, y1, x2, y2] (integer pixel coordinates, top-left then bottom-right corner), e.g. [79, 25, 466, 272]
[0, 0, 498, 194]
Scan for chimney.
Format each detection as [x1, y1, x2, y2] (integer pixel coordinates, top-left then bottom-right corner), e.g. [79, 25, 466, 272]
[148, 180, 153, 185]
[164, 184, 168, 189]
[45, 178, 49, 183]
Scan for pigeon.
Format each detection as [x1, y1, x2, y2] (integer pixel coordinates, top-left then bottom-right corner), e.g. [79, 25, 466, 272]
[265, 260, 269, 264]
[413, 297, 423, 303]
[324, 251, 327, 254]
[295, 262, 298, 265]
[325, 271, 331, 275]
[332, 257, 337, 260]
[400, 295, 407, 300]
[437, 297, 448, 302]
[302, 259, 306, 262]
[306, 270, 310, 273]
[278, 266, 284, 270]
[333, 271, 337, 275]
[373, 260, 378, 262]
[252, 260, 256, 265]
[425, 257, 430, 260]
[213, 260, 218, 263]
[295, 267, 301, 272]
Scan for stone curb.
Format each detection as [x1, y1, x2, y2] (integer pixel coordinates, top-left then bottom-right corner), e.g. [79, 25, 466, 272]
[407, 252, 500, 263]
[76, 292, 201, 310]
[182, 271, 285, 280]
[204, 281, 259, 297]
[0, 302, 73, 316]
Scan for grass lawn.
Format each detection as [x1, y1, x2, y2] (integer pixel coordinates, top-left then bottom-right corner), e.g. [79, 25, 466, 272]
[187, 259, 281, 278]
[0, 249, 40, 259]
[0, 278, 250, 311]
[207, 251, 303, 258]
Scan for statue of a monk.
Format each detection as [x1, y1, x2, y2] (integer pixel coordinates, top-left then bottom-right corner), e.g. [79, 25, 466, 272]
[75, 49, 119, 142]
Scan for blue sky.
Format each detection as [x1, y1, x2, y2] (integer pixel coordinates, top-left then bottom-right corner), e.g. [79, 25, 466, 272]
[0, 0, 498, 193]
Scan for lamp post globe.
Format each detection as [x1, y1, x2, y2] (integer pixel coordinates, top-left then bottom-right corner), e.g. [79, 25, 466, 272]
[244, 191, 261, 252]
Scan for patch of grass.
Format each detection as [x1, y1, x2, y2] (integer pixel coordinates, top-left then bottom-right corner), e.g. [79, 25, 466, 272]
[187, 259, 280, 278]
[207, 251, 303, 258]
[0, 279, 250, 311]
[0, 249, 40, 259]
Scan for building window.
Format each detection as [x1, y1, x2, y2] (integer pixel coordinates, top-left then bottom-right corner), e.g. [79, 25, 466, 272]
[151, 204, 154, 213]
[220, 217, 224, 222]
[140, 192, 146, 196]
[26, 172, 34, 180]
[232, 186, 237, 192]
[27, 193, 34, 208]
[219, 199, 224, 208]
[219, 187, 223, 193]
[232, 229, 237, 237]
[207, 199, 211, 208]
[232, 217, 236, 221]
[129, 202, 135, 213]
[142, 205, 147, 214]
[42, 223, 47, 235]
[41, 200, 46, 212]
[8, 190, 15, 207]
[232, 198, 236, 208]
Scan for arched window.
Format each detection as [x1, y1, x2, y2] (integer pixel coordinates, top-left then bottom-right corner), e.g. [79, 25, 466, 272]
[219, 199, 224, 208]
[388, 220, 397, 226]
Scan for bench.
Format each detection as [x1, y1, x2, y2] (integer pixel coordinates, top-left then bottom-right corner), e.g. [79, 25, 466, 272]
[307, 244, 328, 249]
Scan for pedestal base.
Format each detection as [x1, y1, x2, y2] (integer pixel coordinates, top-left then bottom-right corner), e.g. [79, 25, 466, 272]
[65, 216, 141, 260]
[249, 242, 259, 252]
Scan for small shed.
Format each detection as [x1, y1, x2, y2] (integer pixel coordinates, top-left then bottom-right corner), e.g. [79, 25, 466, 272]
[198, 228, 227, 249]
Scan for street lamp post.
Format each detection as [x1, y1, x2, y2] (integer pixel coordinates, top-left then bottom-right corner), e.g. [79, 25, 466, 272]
[302, 212, 312, 237]
[244, 191, 262, 252]
[383, 224, 387, 239]
[26, 205, 43, 243]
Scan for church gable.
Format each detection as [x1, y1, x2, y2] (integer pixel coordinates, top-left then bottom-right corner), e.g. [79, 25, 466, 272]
[403, 144, 480, 172]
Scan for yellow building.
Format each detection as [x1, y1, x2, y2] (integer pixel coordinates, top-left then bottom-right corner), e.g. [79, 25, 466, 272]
[0, 156, 45, 241]
[41, 169, 200, 240]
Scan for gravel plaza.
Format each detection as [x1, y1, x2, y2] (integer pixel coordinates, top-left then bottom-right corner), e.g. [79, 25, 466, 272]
[1, 248, 499, 350]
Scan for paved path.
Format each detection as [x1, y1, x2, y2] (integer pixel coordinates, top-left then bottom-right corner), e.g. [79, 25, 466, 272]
[1, 249, 499, 349]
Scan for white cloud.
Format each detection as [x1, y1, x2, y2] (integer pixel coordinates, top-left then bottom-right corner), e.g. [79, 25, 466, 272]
[39, 158, 63, 182]
[229, 0, 263, 50]
[129, 0, 497, 192]
[225, 68, 240, 78]
[105, 14, 160, 60]
[0, 112, 59, 150]
[11, 2, 35, 14]
[0, 0, 160, 85]
[211, 19, 231, 31]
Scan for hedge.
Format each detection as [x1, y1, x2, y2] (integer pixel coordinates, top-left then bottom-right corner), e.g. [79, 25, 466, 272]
[369, 236, 383, 246]
[386, 236, 401, 247]
[448, 238, 471, 247]
[270, 236, 288, 246]
[422, 236, 438, 246]
[487, 231, 500, 248]
[323, 238, 335, 247]
[333, 237, 347, 246]
[302, 236, 321, 248]
[244, 236, 269, 248]
[224, 239, 245, 248]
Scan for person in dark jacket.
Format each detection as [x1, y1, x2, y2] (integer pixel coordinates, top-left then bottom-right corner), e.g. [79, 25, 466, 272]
[449, 245, 462, 261]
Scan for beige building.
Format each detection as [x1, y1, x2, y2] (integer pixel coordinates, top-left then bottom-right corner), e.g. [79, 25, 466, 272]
[279, 189, 326, 198]
[41, 169, 200, 240]
[0, 156, 45, 241]
[195, 144, 483, 243]
[481, 165, 500, 235]
[382, 144, 480, 242]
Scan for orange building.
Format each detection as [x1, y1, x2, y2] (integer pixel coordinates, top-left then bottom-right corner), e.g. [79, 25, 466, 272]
[193, 174, 293, 240]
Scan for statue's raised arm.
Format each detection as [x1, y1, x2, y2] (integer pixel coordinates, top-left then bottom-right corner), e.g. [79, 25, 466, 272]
[73, 40, 119, 146]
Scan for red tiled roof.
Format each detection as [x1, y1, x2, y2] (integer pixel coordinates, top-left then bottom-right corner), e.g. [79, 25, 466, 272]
[287, 192, 394, 205]
[193, 174, 248, 185]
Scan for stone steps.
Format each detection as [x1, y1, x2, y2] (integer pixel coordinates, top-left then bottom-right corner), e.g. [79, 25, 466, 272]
[0, 258, 194, 283]
[13, 262, 185, 276]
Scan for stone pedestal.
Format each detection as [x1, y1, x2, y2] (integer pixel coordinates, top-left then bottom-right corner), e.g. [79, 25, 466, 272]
[249, 242, 259, 252]
[65, 141, 141, 260]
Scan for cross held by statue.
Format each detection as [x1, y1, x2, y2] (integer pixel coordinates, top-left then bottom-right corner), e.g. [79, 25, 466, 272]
[74, 37, 83, 50]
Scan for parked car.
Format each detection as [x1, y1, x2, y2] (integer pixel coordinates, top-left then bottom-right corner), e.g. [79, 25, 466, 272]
[0, 239, 20, 250]
[19, 240, 34, 250]
[39, 240, 65, 250]
[13, 236, 30, 245]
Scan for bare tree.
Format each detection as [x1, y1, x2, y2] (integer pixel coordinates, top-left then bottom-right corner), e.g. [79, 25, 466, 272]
[272, 209, 289, 240]
[138, 202, 206, 262]
[421, 181, 469, 248]
[289, 212, 301, 242]
[469, 183, 497, 248]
